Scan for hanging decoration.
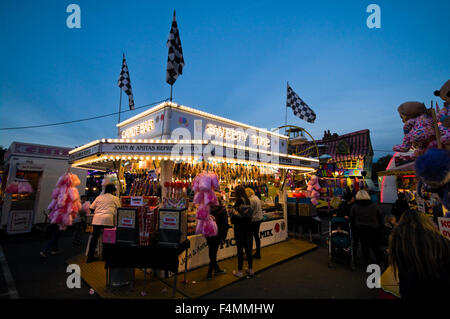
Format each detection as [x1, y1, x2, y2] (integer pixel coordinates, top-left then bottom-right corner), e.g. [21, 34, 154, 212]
[47, 172, 82, 230]
[192, 171, 219, 237]
[307, 175, 321, 205]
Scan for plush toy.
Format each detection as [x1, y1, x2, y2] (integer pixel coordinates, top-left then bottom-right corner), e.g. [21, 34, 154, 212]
[5, 181, 33, 194]
[415, 148, 450, 210]
[393, 101, 449, 157]
[307, 175, 321, 205]
[434, 79, 450, 130]
[192, 171, 219, 237]
[47, 172, 82, 230]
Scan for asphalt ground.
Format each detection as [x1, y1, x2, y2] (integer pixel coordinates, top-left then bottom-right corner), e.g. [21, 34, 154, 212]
[0, 220, 378, 300]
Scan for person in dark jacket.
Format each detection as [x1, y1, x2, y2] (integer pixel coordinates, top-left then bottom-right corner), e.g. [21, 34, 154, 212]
[350, 190, 384, 268]
[389, 209, 450, 299]
[335, 192, 355, 218]
[206, 194, 229, 279]
[391, 192, 409, 222]
[231, 185, 254, 278]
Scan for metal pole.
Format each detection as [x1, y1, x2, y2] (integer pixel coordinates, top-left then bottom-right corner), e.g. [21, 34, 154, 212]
[285, 82, 288, 126]
[170, 85, 173, 102]
[430, 100, 443, 149]
[117, 89, 123, 136]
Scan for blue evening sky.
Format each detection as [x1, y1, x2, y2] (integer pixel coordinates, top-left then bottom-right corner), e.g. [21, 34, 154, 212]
[1, 0, 449, 160]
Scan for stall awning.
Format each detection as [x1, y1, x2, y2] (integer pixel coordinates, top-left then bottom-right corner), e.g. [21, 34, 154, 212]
[377, 170, 416, 177]
[69, 138, 319, 172]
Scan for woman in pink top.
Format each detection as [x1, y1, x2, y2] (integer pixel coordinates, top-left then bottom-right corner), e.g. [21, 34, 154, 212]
[87, 184, 121, 263]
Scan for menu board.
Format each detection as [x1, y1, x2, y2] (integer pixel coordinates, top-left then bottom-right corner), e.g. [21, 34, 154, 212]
[7, 210, 33, 234]
[159, 211, 179, 230]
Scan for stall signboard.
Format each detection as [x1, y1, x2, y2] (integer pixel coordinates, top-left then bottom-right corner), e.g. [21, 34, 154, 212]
[130, 196, 143, 206]
[6, 142, 70, 162]
[168, 109, 288, 154]
[70, 141, 317, 169]
[17, 163, 44, 172]
[118, 111, 165, 139]
[117, 103, 288, 153]
[177, 219, 287, 272]
[438, 218, 450, 240]
[7, 210, 33, 234]
[117, 209, 137, 228]
[159, 211, 179, 230]
[69, 145, 100, 162]
[101, 143, 201, 155]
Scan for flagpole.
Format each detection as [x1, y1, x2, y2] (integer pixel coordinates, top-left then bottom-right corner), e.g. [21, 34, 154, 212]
[117, 88, 122, 136]
[285, 81, 288, 126]
[170, 84, 173, 102]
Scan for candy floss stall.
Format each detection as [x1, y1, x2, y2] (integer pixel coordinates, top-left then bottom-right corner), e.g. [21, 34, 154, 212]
[69, 101, 319, 272]
[1, 142, 87, 234]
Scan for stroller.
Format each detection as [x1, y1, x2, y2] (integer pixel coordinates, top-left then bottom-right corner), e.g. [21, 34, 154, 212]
[327, 217, 355, 270]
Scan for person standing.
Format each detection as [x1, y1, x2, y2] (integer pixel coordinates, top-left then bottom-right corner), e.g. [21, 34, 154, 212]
[335, 192, 355, 218]
[87, 184, 121, 263]
[206, 194, 229, 280]
[40, 223, 61, 258]
[73, 195, 89, 246]
[389, 210, 450, 299]
[231, 185, 254, 278]
[350, 190, 384, 268]
[391, 192, 409, 222]
[246, 188, 263, 259]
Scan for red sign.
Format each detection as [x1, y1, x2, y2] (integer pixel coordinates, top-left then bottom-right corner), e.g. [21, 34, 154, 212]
[8, 142, 70, 160]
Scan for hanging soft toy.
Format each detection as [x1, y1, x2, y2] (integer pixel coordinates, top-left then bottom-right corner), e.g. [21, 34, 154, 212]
[192, 171, 219, 237]
[5, 180, 33, 194]
[415, 148, 450, 210]
[47, 172, 82, 230]
[434, 79, 450, 126]
[393, 102, 449, 157]
[307, 175, 321, 205]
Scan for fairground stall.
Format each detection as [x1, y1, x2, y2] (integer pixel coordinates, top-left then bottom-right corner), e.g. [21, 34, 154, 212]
[1, 142, 87, 234]
[378, 151, 439, 215]
[69, 101, 319, 272]
[290, 129, 375, 214]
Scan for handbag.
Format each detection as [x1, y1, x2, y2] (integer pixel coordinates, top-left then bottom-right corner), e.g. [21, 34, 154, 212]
[232, 204, 253, 224]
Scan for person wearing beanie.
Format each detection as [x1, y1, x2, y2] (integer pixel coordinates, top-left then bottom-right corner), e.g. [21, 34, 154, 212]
[350, 190, 384, 268]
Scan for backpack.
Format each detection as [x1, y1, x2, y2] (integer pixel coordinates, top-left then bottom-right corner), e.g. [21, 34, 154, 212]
[231, 203, 253, 225]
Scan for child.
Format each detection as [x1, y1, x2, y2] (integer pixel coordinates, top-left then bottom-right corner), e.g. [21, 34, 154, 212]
[73, 195, 89, 245]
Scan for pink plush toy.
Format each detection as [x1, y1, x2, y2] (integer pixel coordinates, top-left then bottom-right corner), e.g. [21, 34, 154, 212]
[393, 102, 449, 157]
[307, 175, 321, 206]
[48, 172, 82, 230]
[5, 183, 19, 194]
[192, 171, 219, 237]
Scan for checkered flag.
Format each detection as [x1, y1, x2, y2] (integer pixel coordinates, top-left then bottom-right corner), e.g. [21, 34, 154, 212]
[118, 54, 135, 110]
[286, 83, 316, 123]
[166, 11, 184, 86]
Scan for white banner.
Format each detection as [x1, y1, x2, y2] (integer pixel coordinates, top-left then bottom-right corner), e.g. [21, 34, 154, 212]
[438, 217, 450, 240]
[177, 219, 287, 272]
